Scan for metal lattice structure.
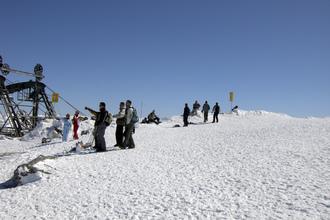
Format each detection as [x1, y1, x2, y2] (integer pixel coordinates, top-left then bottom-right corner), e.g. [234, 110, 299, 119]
[0, 55, 56, 137]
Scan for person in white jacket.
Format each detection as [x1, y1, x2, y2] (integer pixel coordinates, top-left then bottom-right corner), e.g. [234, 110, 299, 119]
[123, 100, 135, 149]
[113, 102, 126, 147]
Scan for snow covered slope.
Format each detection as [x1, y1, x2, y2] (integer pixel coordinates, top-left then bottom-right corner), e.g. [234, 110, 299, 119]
[0, 111, 329, 219]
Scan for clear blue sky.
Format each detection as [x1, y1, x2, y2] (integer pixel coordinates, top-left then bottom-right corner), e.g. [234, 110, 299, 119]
[1, 0, 329, 117]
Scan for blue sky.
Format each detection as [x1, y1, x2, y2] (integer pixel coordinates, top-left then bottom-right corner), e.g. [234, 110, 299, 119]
[1, 0, 329, 117]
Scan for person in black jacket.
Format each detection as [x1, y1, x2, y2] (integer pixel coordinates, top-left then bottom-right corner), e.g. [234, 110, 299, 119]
[201, 101, 210, 123]
[212, 102, 220, 123]
[85, 102, 109, 152]
[183, 103, 190, 127]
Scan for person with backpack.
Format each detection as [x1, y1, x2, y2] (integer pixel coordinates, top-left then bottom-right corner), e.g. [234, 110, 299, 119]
[123, 100, 138, 149]
[85, 102, 112, 152]
[201, 101, 210, 123]
[62, 113, 72, 142]
[72, 110, 80, 140]
[183, 103, 190, 127]
[212, 102, 220, 123]
[112, 102, 126, 147]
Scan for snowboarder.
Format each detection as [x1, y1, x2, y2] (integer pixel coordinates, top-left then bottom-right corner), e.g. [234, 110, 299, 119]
[183, 103, 190, 127]
[123, 100, 137, 149]
[72, 110, 80, 140]
[191, 100, 201, 116]
[113, 102, 126, 147]
[212, 102, 220, 123]
[62, 113, 72, 142]
[201, 101, 210, 123]
[85, 102, 111, 152]
[147, 110, 161, 124]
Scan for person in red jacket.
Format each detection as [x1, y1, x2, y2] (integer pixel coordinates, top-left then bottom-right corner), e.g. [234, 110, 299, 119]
[73, 110, 80, 140]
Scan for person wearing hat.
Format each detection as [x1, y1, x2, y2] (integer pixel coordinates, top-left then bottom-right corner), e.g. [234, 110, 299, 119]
[112, 102, 126, 147]
[62, 113, 72, 142]
[85, 102, 109, 152]
[72, 110, 80, 140]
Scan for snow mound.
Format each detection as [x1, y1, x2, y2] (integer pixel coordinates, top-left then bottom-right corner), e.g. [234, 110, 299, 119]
[236, 110, 292, 118]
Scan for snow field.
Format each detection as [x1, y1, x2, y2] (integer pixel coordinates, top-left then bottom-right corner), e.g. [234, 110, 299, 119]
[0, 111, 329, 219]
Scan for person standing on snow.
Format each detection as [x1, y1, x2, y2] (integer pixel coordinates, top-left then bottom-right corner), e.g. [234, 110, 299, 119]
[212, 102, 220, 123]
[62, 113, 72, 142]
[72, 110, 80, 140]
[191, 100, 201, 116]
[183, 103, 190, 127]
[201, 101, 210, 123]
[123, 100, 136, 149]
[113, 102, 126, 147]
[85, 102, 111, 152]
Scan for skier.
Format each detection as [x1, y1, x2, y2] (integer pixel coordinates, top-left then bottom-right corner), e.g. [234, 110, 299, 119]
[85, 102, 111, 152]
[183, 103, 190, 127]
[201, 101, 210, 123]
[62, 113, 72, 142]
[72, 110, 80, 140]
[123, 100, 137, 149]
[113, 102, 126, 147]
[147, 110, 161, 124]
[212, 102, 220, 123]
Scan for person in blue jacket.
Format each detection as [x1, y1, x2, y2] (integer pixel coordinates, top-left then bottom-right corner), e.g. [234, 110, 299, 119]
[62, 113, 72, 142]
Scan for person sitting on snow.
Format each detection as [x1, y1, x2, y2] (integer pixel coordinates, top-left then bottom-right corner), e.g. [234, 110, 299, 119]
[147, 110, 161, 124]
[62, 113, 72, 142]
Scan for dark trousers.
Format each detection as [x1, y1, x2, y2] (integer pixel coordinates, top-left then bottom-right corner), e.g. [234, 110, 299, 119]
[115, 125, 124, 146]
[183, 115, 189, 126]
[213, 113, 219, 123]
[124, 123, 135, 148]
[94, 123, 106, 151]
[204, 112, 208, 122]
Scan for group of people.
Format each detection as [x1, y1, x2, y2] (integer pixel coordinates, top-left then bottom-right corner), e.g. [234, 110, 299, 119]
[62, 110, 80, 142]
[183, 100, 222, 126]
[61, 99, 237, 151]
[62, 100, 137, 152]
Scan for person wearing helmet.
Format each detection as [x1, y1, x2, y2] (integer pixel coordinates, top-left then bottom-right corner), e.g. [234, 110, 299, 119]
[73, 110, 80, 140]
[62, 113, 72, 142]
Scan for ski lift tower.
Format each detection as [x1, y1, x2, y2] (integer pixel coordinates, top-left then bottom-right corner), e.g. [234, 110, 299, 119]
[0, 55, 56, 137]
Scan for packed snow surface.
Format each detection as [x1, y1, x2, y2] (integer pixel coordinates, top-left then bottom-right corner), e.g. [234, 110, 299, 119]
[0, 111, 329, 219]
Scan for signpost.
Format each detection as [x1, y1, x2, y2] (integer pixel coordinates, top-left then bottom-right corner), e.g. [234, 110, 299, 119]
[52, 93, 59, 103]
[229, 91, 234, 111]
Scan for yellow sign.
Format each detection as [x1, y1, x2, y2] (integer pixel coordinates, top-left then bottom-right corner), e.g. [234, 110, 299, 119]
[229, 92, 234, 102]
[52, 93, 59, 103]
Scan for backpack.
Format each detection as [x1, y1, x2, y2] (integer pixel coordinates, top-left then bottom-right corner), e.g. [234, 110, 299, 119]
[104, 112, 112, 126]
[131, 107, 139, 124]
